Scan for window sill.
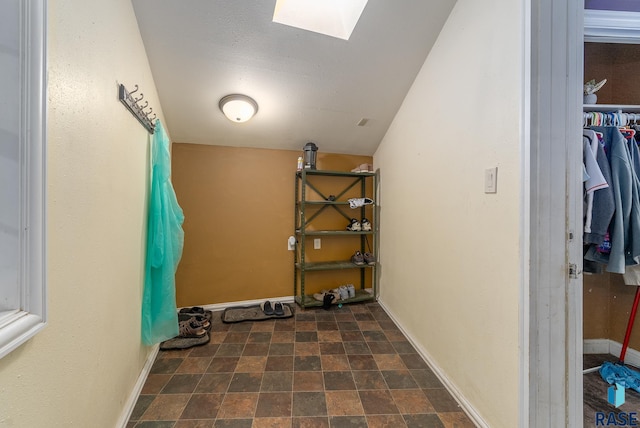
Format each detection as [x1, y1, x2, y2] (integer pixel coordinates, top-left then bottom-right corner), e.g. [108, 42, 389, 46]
[0, 312, 46, 359]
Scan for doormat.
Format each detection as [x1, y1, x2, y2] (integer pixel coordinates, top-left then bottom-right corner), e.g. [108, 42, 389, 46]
[222, 303, 294, 323]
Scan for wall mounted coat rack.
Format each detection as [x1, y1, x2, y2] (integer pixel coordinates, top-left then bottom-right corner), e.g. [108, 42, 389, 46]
[118, 83, 157, 134]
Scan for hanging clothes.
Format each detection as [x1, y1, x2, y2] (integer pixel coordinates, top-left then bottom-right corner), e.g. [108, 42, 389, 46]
[585, 126, 640, 274]
[142, 120, 185, 345]
[583, 130, 611, 242]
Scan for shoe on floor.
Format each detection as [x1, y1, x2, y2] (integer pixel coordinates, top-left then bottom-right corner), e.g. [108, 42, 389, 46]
[363, 252, 376, 265]
[351, 251, 365, 265]
[347, 218, 362, 231]
[274, 302, 285, 316]
[261, 300, 275, 316]
[178, 314, 211, 330]
[178, 319, 207, 338]
[361, 218, 372, 231]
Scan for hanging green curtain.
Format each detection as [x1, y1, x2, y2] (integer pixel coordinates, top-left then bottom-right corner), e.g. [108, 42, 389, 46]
[142, 120, 184, 345]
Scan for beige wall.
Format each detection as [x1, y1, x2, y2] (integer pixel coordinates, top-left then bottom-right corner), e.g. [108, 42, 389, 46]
[171, 143, 372, 306]
[373, 0, 522, 426]
[0, 0, 164, 426]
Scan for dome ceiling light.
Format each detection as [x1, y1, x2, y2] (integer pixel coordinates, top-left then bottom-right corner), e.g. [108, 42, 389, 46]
[219, 94, 258, 123]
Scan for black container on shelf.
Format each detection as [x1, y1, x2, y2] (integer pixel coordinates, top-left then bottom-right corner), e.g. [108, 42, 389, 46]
[303, 142, 318, 170]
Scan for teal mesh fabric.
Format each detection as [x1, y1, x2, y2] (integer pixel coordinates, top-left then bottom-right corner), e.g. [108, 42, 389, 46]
[142, 120, 184, 345]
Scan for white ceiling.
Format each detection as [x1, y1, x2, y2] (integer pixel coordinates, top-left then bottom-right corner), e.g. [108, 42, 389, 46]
[131, 0, 457, 155]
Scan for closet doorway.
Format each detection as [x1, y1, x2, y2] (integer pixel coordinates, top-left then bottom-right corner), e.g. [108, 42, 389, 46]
[582, 7, 640, 426]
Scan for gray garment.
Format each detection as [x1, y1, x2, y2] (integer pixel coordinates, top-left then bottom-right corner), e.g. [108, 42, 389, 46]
[584, 135, 614, 245]
[628, 133, 640, 181]
[584, 126, 640, 273]
[623, 263, 640, 286]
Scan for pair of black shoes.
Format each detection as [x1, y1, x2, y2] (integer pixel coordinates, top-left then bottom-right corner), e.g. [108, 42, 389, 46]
[263, 300, 285, 316]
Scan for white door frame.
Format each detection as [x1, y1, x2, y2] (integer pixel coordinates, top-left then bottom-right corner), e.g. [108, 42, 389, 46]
[526, 0, 584, 426]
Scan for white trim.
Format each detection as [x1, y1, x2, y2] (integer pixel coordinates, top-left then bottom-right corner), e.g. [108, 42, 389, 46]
[528, 0, 584, 425]
[609, 341, 640, 368]
[0, 313, 46, 359]
[377, 297, 489, 428]
[584, 9, 640, 44]
[0, 0, 47, 360]
[519, 0, 531, 426]
[583, 339, 611, 355]
[584, 339, 640, 369]
[116, 344, 159, 428]
[184, 296, 295, 313]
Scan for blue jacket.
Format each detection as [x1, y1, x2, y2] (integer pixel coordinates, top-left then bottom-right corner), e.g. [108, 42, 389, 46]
[585, 126, 640, 273]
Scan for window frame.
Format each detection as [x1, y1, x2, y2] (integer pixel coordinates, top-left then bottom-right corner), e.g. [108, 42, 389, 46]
[0, 0, 47, 359]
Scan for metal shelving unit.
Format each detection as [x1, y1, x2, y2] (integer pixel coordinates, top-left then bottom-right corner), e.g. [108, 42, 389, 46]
[294, 169, 379, 308]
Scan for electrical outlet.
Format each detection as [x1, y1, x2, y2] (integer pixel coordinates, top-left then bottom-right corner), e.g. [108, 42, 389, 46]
[314, 238, 321, 249]
[484, 167, 498, 193]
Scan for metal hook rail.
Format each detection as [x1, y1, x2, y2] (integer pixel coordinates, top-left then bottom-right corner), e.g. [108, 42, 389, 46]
[118, 83, 157, 134]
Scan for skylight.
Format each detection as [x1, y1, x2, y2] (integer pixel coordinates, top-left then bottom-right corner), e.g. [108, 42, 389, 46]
[272, 0, 368, 41]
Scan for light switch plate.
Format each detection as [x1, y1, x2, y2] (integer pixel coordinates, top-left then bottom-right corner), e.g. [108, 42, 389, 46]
[314, 238, 321, 249]
[485, 167, 498, 193]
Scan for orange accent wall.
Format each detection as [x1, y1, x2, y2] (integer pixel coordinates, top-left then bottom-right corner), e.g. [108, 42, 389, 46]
[171, 143, 373, 306]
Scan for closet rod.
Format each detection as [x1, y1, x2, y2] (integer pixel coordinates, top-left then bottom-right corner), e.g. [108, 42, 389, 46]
[583, 109, 640, 127]
[118, 83, 157, 134]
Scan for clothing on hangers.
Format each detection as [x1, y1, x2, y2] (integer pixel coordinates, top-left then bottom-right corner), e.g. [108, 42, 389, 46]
[583, 129, 613, 244]
[584, 126, 640, 274]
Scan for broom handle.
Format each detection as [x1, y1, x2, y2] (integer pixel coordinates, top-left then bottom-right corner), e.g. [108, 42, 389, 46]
[619, 286, 640, 363]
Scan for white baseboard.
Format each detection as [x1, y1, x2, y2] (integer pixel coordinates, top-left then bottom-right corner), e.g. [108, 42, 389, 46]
[584, 338, 640, 368]
[376, 297, 489, 428]
[583, 338, 610, 355]
[116, 344, 159, 428]
[182, 296, 295, 312]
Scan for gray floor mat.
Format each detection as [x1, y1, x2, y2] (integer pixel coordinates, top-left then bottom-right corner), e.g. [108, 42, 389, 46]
[222, 303, 294, 323]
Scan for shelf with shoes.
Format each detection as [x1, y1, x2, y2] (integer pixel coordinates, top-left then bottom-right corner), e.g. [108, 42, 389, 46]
[294, 168, 379, 308]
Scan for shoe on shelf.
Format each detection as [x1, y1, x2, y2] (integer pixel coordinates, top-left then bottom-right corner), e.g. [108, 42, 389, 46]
[351, 163, 374, 173]
[329, 288, 342, 301]
[274, 302, 285, 316]
[313, 291, 327, 302]
[361, 218, 372, 231]
[348, 198, 374, 209]
[347, 218, 362, 231]
[262, 300, 275, 315]
[363, 252, 376, 265]
[322, 293, 335, 310]
[338, 285, 349, 300]
[351, 251, 365, 265]
[346, 284, 356, 298]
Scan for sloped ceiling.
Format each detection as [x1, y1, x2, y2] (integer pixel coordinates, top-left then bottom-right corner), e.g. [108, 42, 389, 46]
[132, 0, 457, 155]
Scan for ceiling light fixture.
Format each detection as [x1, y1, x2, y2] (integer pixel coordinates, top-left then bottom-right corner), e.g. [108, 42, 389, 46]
[219, 94, 258, 123]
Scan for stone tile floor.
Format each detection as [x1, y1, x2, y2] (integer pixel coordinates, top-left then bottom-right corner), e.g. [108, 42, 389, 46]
[127, 302, 476, 427]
